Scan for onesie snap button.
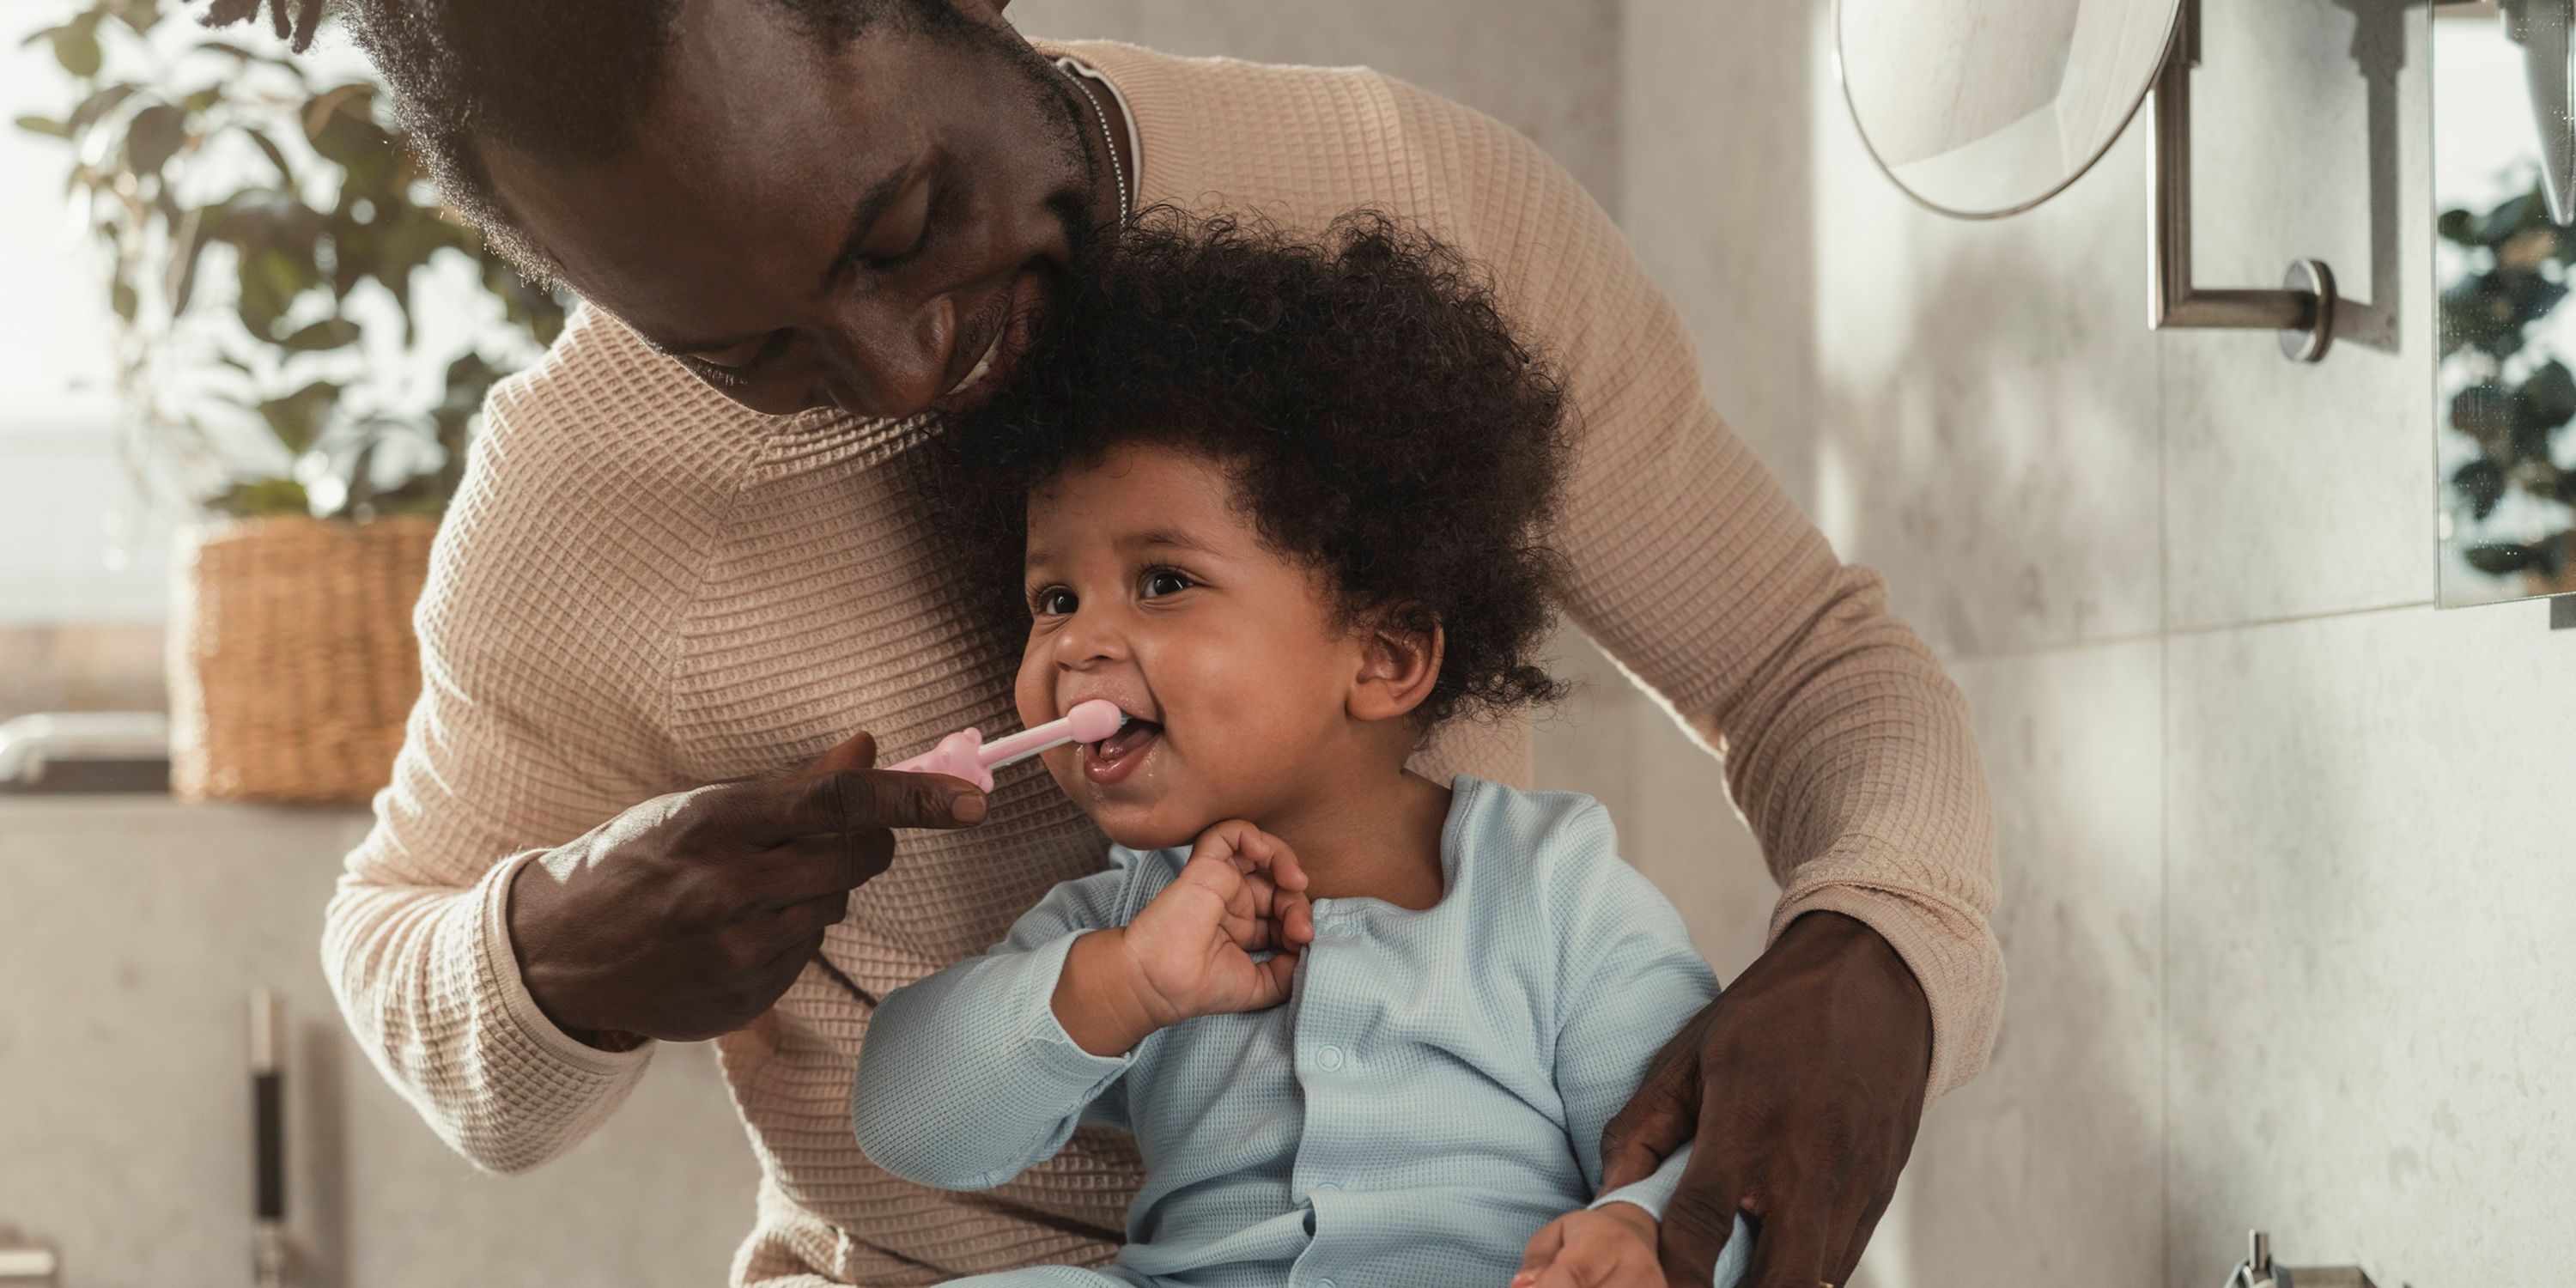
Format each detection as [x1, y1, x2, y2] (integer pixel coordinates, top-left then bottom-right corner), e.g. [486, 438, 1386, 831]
[1315, 1043, 1345, 1071]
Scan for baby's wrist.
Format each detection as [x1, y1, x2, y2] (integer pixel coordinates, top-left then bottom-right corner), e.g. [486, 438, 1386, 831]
[1591, 1200, 1661, 1246]
[1053, 928, 1177, 1056]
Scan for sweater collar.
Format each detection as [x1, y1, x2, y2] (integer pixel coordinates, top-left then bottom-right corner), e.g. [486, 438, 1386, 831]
[1029, 39, 1201, 212]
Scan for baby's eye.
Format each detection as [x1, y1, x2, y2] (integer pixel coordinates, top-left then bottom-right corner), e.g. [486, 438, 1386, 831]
[1033, 586, 1077, 616]
[1141, 569, 1195, 598]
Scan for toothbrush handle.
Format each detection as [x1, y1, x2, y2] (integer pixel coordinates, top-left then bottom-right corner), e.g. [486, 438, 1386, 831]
[885, 730, 996, 793]
[975, 717, 1078, 768]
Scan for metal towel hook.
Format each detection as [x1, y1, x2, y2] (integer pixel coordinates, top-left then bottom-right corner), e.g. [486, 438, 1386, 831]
[2149, 0, 2340, 361]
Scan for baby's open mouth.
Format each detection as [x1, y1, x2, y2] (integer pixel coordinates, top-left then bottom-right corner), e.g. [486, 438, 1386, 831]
[1081, 716, 1162, 785]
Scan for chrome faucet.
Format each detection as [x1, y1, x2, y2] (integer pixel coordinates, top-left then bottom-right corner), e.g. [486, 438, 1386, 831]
[2226, 1230, 2379, 1288]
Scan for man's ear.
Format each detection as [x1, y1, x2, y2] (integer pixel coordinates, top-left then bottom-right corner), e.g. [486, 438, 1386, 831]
[1349, 617, 1444, 724]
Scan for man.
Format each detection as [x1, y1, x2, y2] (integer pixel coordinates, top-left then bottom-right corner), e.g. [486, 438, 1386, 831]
[238, 0, 2003, 1283]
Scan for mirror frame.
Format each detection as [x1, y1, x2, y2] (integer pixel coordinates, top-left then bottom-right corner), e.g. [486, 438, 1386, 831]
[1831, 0, 2189, 220]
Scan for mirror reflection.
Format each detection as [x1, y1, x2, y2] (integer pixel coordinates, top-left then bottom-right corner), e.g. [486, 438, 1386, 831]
[1837, 0, 2182, 216]
[2435, 0, 2576, 605]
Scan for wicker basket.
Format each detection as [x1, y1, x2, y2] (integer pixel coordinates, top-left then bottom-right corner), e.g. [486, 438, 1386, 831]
[167, 516, 438, 804]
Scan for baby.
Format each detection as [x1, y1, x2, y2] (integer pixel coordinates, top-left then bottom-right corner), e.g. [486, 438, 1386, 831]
[854, 212, 1752, 1288]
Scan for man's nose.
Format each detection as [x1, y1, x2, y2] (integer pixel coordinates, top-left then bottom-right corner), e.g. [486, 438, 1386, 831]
[811, 289, 958, 418]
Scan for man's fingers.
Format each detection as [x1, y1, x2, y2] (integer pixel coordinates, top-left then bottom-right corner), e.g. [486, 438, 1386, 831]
[1831, 1181, 1896, 1283]
[776, 889, 854, 939]
[795, 729, 878, 778]
[1736, 1206, 1836, 1288]
[756, 830, 896, 902]
[1729, 1168, 1846, 1288]
[729, 767, 987, 845]
[1656, 1144, 1748, 1288]
[1598, 1061, 1699, 1189]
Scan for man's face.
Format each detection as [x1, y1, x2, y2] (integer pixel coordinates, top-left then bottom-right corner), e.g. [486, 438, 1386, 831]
[477, 0, 1106, 420]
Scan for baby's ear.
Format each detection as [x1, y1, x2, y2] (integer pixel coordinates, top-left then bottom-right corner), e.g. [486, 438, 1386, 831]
[1349, 613, 1443, 724]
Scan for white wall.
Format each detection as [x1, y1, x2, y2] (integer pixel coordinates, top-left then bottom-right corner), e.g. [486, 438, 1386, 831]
[1621, 1, 2576, 1284]
[0, 799, 765, 1287]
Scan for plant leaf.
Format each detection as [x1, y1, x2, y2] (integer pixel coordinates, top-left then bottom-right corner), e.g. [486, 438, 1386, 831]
[234, 124, 294, 185]
[123, 103, 188, 175]
[49, 23, 103, 78]
[278, 317, 361, 351]
[2453, 459, 2506, 523]
[66, 82, 138, 135]
[254, 379, 343, 454]
[2464, 542, 2540, 575]
[15, 114, 71, 139]
[205, 476, 310, 518]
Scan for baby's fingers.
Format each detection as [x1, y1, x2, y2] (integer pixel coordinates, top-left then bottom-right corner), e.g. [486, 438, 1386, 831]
[1190, 820, 1306, 891]
[1256, 946, 1300, 999]
[1279, 889, 1315, 946]
[1512, 1218, 1568, 1287]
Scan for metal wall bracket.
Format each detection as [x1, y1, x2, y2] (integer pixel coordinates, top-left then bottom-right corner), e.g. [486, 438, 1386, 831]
[0, 1235, 58, 1286]
[2225, 1230, 2379, 1288]
[2149, 0, 2338, 361]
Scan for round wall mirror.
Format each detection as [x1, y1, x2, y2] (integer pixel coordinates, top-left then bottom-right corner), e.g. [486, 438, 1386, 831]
[1836, 0, 2186, 217]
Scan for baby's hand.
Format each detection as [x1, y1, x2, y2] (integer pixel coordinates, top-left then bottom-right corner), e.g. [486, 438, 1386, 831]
[1510, 1203, 1663, 1288]
[1123, 820, 1315, 1021]
[1054, 821, 1314, 1055]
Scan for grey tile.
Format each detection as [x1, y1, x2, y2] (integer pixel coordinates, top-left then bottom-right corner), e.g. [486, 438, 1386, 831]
[1532, 620, 1777, 977]
[1017, 0, 1624, 208]
[1623, 0, 1821, 507]
[2166, 599, 2576, 1285]
[1812, 96, 2165, 658]
[2160, 0, 2436, 629]
[1857, 641, 2166, 1288]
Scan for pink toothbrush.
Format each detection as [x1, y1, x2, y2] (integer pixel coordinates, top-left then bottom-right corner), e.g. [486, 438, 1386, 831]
[885, 699, 1128, 793]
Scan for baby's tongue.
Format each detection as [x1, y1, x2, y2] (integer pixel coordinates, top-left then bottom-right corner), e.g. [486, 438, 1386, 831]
[1097, 719, 1162, 757]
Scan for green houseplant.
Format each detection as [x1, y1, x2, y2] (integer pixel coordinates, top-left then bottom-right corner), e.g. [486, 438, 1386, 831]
[15, 0, 567, 801]
[2438, 180, 2576, 598]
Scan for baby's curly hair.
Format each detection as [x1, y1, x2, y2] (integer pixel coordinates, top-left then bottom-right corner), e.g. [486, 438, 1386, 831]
[930, 209, 1574, 729]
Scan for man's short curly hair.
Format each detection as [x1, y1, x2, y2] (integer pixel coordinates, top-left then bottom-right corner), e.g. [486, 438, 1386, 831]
[932, 209, 1575, 729]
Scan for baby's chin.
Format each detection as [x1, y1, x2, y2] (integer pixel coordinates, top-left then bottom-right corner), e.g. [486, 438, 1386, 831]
[1085, 798, 1220, 853]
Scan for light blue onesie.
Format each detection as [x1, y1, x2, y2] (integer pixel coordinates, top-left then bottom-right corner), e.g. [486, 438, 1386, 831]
[853, 775, 1754, 1288]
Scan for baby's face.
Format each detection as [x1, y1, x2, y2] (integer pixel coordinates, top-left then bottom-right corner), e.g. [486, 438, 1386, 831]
[1013, 442, 1367, 850]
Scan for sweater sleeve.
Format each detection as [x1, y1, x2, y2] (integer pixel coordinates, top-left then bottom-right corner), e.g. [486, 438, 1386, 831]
[320, 319, 744, 1173]
[850, 860, 1143, 1191]
[1388, 78, 2004, 1097]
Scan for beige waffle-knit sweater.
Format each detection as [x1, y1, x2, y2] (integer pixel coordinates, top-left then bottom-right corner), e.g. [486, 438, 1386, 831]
[324, 39, 2001, 1287]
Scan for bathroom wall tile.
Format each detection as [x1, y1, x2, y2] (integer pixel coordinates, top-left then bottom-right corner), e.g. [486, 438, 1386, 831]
[2166, 601, 2576, 1285]
[1532, 620, 1778, 979]
[1810, 64, 2165, 658]
[0, 800, 762, 1288]
[1012, 0, 1625, 208]
[1856, 640, 2166, 1288]
[2160, 0, 2435, 629]
[1621, 0, 1821, 507]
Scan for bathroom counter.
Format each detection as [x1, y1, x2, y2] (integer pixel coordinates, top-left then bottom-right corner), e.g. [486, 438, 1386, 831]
[0, 795, 761, 1287]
